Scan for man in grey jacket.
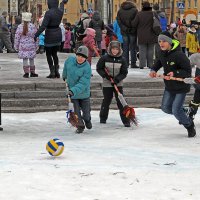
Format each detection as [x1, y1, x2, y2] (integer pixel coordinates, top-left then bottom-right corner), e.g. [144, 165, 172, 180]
[0, 11, 15, 53]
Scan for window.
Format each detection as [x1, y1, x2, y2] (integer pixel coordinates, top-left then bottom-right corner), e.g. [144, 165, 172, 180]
[194, 0, 197, 7]
[188, 0, 191, 8]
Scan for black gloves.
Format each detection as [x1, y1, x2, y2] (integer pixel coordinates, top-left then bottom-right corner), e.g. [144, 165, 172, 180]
[68, 90, 74, 97]
[63, 0, 68, 3]
[111, 78, 120, 86]
[34, 36, 37, 42]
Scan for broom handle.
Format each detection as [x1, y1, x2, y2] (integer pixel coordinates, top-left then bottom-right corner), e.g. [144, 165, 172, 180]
[156, 74, 185, 82]
[104, 67, 120, 94]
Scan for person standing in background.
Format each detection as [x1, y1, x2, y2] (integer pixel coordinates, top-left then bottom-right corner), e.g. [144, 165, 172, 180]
[117, 0, 138, 68]
[34, 0, 68, 78]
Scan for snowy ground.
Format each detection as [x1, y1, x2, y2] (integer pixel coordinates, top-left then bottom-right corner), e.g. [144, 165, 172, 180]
[1, 108, 200, 200]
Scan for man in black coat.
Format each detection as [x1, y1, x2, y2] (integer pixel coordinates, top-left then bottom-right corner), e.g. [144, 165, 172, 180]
[35, 0, 68, 78]
[117, 0, 138, 68]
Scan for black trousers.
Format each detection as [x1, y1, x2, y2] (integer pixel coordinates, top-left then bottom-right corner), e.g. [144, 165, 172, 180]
[45, 46, 59, 67]
[193, 68, 200, 104]
[0, 93, 1, 125]
[100, 87, 130, 124]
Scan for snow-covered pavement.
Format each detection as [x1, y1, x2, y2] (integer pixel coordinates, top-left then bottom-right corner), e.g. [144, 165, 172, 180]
[0, 109, 200, 199]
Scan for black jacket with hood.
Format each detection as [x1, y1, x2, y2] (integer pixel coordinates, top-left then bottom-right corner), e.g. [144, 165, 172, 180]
[117, 1, 138, 35]
[152, 39, 191, 93]
[35, 0, 67, 46]
[89, 11, 104, 42]
[96, 41, 128, 87]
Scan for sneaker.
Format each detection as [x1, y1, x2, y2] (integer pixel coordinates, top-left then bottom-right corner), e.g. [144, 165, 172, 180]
[185, 122, 196, 138]
[124, 123, 131, 127]
[100, 120, 106, 124]
[23, 73, 29, 78]
[75, 128, 84, 134]
[30, 73, 38, 77]
[85, 121, 92, 129]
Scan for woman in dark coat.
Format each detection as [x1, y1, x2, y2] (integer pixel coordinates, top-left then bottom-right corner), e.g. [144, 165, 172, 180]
[89, 11, 104, 50]
[132, 1, 158, 69]
[35, 0, 68, 78]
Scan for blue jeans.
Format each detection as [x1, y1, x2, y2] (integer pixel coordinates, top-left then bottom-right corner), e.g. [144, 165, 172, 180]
[122, 34, 137, 66]
[72, 98, 91, 128]
[161, 90, 192, 127]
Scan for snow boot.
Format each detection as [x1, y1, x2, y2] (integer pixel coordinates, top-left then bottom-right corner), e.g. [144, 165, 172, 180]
[23, 66, 30, 78]
[46, 65, 56, 78]
[187, 100, 199, 120]
[55, 65, 60, 78]
[100, 119, 106, 124]
[23, 73, 29, 78]
[76, 128, 84, 134]
[185, 122, 196, 138]
[30, 65, 38, 77]
[124, 123, 131, 127]
[85, 121, 92, 129]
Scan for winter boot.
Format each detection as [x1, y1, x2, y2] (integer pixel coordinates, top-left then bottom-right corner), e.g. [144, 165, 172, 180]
[124, 123, 131, 127]
[30, 65, 38, 77]
[75, 127, 84, 134]
[23, 66, 30, 78]
[187, 100, 199, 120]
[46, 65, 56, 78]
[55, 65, 60, 78]
[85, 121, 92, 129]
[185, 122, 196, 138]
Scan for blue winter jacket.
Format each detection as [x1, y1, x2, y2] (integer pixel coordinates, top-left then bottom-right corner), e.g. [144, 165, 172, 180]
[62, 56, 91, 99]
[39, 33, 45, 46]
[113, 20, 123, 43]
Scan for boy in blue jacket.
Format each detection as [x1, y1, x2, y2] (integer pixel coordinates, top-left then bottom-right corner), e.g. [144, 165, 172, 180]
[62, 46, 92, 133]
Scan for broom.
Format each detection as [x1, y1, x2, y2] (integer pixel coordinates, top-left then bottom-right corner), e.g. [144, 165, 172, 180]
[65, 84, 79, 128]
[105, 68, 138, 126]
[156, 74, 200, 84]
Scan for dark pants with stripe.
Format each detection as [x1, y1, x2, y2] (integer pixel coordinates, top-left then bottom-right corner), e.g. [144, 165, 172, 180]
[100, 87, 130, 124]
[0, 93, 1, 125]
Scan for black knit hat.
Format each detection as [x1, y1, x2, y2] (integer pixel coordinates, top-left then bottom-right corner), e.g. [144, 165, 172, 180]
[158, 31, 173, 45]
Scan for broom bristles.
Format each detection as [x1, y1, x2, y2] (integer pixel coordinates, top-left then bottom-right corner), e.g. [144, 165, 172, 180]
[66, 110, 79, 128]
[122, 105, 138, 126]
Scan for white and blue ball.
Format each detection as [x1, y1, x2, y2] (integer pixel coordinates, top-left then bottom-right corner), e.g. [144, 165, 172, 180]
[46, 138, 64, 156]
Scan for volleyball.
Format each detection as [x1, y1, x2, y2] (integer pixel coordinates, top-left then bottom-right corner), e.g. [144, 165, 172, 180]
[46, 138, 64, 156]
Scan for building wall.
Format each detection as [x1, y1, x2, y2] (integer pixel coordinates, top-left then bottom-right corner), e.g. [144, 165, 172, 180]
[0, 1, 8, 15]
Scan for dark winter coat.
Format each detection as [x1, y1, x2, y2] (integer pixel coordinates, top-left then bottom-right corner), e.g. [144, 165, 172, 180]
[96, 43, 128, 87]
[131, 9, 158, 44]
[35, 0, 65, 46]
[117, 1, 138, 35]
[152, 40, 191, 93]
[89, 11, 104, 42]
[11, 16, 21, 46]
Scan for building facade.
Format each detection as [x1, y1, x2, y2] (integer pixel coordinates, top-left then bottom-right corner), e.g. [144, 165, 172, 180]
[0, 0, 199, 25]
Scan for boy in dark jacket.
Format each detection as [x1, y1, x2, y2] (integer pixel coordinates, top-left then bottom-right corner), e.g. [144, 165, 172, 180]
[186, 53, 200, 119]
[149, 31, 196, 137]
[96, 40, 130, 127]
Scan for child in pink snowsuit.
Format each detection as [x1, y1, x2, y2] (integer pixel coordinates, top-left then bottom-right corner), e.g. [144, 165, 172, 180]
[82, 28, 99, 65]
[14, 12, 38, 78]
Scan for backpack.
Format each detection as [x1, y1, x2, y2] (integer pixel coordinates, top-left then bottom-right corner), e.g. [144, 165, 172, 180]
[152, 12, 162, 36]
